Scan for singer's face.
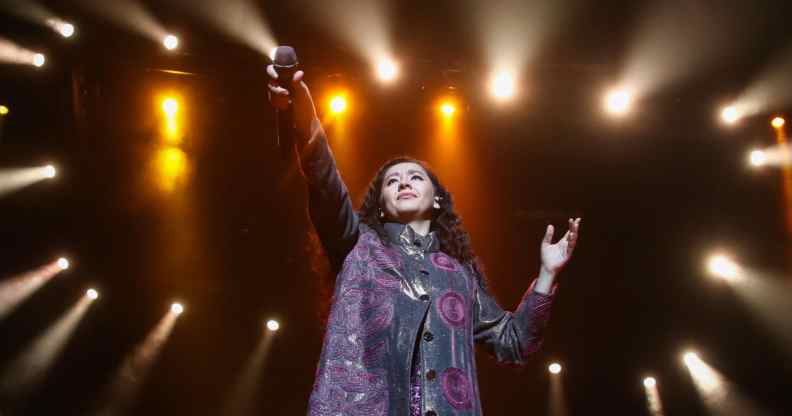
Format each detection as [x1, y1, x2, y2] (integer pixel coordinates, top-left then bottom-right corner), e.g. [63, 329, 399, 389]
[380, 162, 436, 222]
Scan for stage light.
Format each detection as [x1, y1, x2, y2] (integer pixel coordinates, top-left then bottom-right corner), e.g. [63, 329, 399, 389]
[266, 319, 279, 331]
[86, 289, 99, 300]
[440, 101, 456, 118]
[749, 149, 767, 167]
[721, 106, 740, 124]
[605, 88, 632, 115]
[60, 23, 75, 38]
[43, 165, 56, 178]
[772, 117, 785, 129]
[171, 302, 184, 315]
[0, 105, 8, 116]
[163, 34, 179, 50]
[707, 254, 740, 281]
[644, 377, 657, 388]
[549, 363, 562, 374]
[329, 95, 347, 114]
[490, 71, 516, 101]
[32, 53, 45, 67]
[269, 47, 277, 61]
[162, 98, 178, 118]
[57, 257, 70, 270]
[683, 351, 699, 367]
[376, 58, 398, 82]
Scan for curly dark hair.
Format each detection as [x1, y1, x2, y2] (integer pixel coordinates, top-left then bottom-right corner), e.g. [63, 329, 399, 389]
[358, 157, 485, 284]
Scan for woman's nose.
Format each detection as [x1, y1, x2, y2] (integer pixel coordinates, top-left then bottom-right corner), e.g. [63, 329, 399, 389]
[398, 181, 411, 190]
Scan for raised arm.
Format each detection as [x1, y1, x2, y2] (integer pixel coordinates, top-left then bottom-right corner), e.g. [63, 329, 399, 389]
[267, 65, 359, 272]
[474, 218, 581, 364]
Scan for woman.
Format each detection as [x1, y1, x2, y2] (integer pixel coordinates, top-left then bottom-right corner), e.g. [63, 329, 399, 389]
[268, 64, 581, 416]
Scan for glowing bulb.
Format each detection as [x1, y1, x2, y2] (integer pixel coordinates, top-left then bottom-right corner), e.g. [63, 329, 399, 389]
[376, 58, 398, 82]
[171, 302, 184, 315]
[721, 106, 739, 124]
[33, 53, 45, 67]
[644, 377, 656, 388]
[490, 71, 516, 101]
[749, 149, 767, 167]
[683, 351, 699, 367]
[772, 117, 785, 129]
[707, 254, 740, 281]
[605, 88, 632, 115]
[163, 35, 179, 50]
[60, 23, 75, 38]
[329, 95, 347, 114]
[44, 165, 57, 178]
[57, 257, 70, 270]
[266, 319, 280, 331]
[549, 363, 562, 374]
[86, 289, 99, 300]
[0, 105, 8, 116]
[162, 98, 178, 117]
[440, 101, 456, 117]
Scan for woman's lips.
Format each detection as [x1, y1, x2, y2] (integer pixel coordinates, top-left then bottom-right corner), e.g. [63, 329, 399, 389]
[397, 193, 418, 200]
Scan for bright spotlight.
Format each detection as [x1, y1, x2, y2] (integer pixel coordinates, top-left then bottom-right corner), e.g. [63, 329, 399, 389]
[43, 165, 57, 178]
[0, 105, 8, 116]
[549, 363, 562, 374]
[163, 35, 179, 50]
[60, 23, 75, 38]
[721, 106, 740, 124]
[57, 257, 70, 270]
[644, 377, 657, 388]
[162, 98, 178, 117]
[32, 53, 45, 67]
[329, 95, 347, 114]
[376, 58, 398, 82]
[170, 302, 184, 315]
[707, 254, 740, 281]
[440, 101, 456, 118]
[269, 47, 277, 61]
[490, 71, 516, 101]
[772, 117, 785, 129]
[605, 88, 632, 115]
[749, 149, 767, 167]
[86, 289, 99, 300]
[683, 351, 699, 367]
[266, 319, 279, 331]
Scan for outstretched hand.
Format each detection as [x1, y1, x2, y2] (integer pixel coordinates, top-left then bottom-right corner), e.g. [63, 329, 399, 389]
[266, 65, 318, 137]
[540, 218, 581, 276]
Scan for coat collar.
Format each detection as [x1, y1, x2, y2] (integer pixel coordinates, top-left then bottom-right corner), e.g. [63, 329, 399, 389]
[383, 222, 439, 258]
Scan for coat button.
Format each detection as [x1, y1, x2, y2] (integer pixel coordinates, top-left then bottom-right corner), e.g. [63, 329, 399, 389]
[426, 410, 437, 416]
[419, 294, 430, 302]
[423, 331, 434, 342]
[426, 369, 436, 381]
[420, 269, 430, 275]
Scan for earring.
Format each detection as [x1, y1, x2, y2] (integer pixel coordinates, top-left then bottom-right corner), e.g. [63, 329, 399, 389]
[433, 196, 441, 209]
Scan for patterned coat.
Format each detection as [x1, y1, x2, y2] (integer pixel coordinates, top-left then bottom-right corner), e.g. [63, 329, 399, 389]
[301, 126, 556, 415]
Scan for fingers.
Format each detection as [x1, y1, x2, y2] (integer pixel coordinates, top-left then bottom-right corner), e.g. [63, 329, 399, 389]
[543, 224, 554, 244]
[566, 217, 581, 254]
[266, 64, 278, 80]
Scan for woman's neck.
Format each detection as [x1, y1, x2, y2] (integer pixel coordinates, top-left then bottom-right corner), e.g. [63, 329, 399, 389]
[405, 219, 431, 236]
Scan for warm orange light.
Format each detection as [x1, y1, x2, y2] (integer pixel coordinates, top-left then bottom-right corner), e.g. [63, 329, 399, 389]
[772, 117, 785, 129]
[162, 98, 178, 118]
[0, 105, 8, 116]
[440, 101, 456, 118]
[154, 147, 188, 192]
[163, 35, 179, 50]
[329, 95, 348, 114]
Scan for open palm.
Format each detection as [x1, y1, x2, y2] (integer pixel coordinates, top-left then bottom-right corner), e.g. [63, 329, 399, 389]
[541, 218, 582, 275]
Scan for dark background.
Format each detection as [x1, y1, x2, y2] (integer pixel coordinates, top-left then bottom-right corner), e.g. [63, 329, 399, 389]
[1, 0, 791, 414]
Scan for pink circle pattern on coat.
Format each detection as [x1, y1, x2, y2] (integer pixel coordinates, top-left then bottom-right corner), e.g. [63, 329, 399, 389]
[430, 252, 460, 272]
[437, 291, 466, 327]
[441, 367, 473, 410]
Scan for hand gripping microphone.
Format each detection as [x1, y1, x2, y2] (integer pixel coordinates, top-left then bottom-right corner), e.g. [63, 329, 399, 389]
[272, 46, 299, 159]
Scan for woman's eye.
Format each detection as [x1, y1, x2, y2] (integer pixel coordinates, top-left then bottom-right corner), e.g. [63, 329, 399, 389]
[387, 178, 398, 185]
[411, 175, 423, 181]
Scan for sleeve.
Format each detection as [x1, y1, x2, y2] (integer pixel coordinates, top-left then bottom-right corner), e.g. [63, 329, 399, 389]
[473, 275, 557, 365]
[298, 119, 360, 272]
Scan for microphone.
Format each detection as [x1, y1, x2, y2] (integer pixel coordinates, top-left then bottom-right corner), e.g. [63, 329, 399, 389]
[272, 46, 299, 159]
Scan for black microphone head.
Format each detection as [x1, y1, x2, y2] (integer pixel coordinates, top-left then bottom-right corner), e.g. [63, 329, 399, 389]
[273, 46, 298, 68]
